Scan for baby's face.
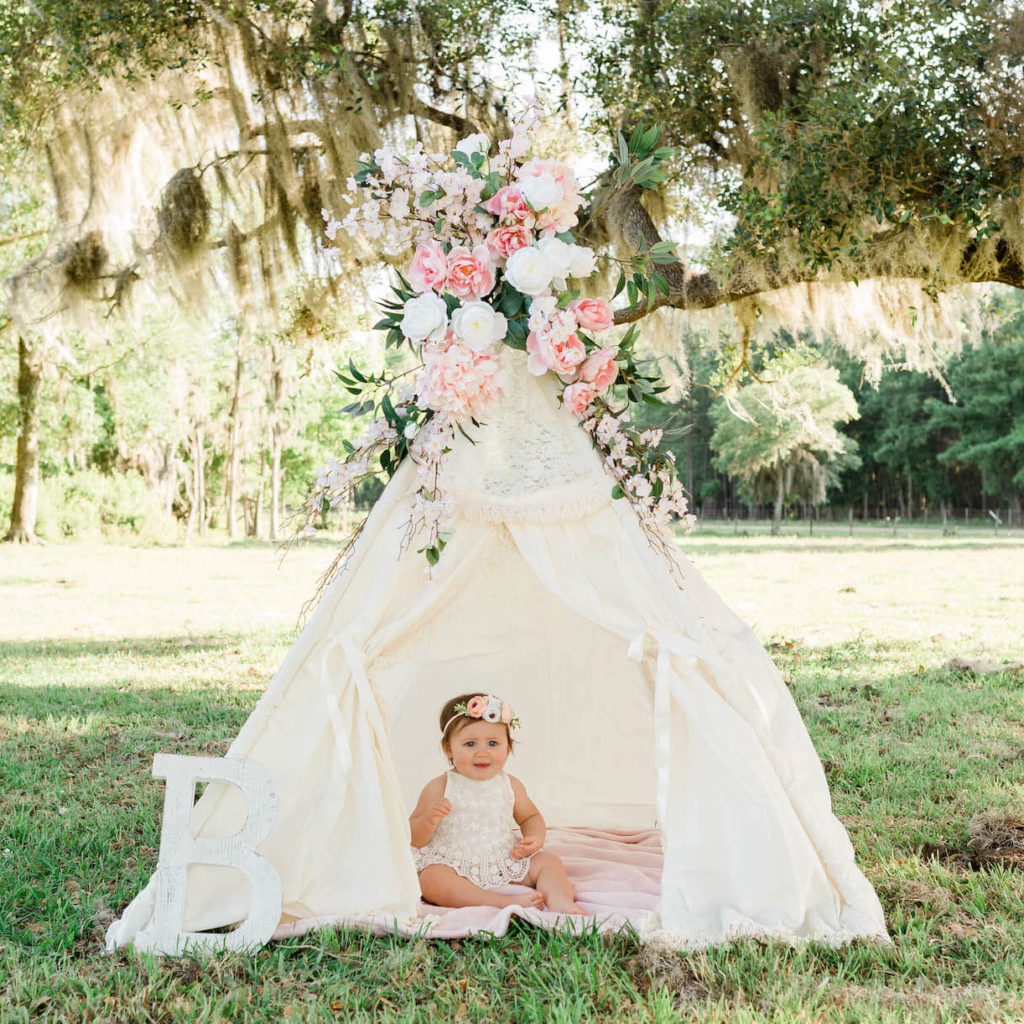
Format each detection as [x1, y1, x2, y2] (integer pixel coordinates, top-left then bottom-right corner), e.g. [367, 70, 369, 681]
[445, 720, 510, 781]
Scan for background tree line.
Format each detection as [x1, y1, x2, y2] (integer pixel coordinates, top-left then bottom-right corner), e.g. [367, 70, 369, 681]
[3, 287, 1021, 540]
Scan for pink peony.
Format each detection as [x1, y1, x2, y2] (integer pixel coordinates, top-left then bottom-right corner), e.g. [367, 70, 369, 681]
[466, 695, 488, 717]
[485, 225, 534, 262]
[445, 245, 496, 300]
[408, 240, 448, 294]
[526, 330, 586, 379]
[570, 297, 614, 333]
[563, 381, 598, 417]
[416, 339, 505, 420]
[500, 701, 514, 724]
[579, 347, 619, 394]
[519, 159, 583, 233]
[483, 185, 536, 228]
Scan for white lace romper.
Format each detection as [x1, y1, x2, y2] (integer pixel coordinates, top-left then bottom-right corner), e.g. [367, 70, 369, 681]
[413, 769, 533, 888]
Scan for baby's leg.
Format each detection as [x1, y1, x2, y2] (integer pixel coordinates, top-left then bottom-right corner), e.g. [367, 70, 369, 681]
[520, 852, 587, 915]
[419, 864, 544, 910]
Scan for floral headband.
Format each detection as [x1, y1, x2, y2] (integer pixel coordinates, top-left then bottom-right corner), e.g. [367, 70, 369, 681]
[442, 694, 520, 737]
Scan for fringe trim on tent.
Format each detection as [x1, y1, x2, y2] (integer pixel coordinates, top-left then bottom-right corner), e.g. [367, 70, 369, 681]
[636, 913, 893, 951]
[454, 491, 610, 525]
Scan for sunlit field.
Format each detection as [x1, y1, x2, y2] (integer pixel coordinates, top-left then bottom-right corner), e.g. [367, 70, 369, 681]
[2, 531, 1023, 1022]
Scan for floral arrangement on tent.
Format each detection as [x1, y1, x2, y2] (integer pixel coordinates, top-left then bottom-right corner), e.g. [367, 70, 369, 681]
[309, 112, 694, 570]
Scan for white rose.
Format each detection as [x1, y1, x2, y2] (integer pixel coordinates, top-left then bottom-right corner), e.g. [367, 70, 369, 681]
[455, 133, 490, 157]
[504, 246, 554, 296]
[401, 293, 449, 343]
[519, 172, 564, 211]
[567, 244, 597, 278]
[536, 236, 574, 280]
[450, 300, 508, 352]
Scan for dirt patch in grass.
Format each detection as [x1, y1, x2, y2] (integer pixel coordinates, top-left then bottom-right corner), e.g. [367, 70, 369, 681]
[625, 945, 710, 1007]
[921, 809, 1024, 871]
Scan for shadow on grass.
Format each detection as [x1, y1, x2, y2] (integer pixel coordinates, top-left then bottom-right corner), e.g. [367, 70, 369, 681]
[0, 680, 259, 724]
[0, 633, 269, 662]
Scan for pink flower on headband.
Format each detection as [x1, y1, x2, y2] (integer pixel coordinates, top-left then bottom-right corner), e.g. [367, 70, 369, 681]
[466, 695, 488, 717]
[500, 702, 513, 724]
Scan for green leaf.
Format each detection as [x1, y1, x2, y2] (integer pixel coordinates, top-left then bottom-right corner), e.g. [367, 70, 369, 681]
[425, 546, 440, 566]
[613, 270, 626, 299]
[381, 393, 397, 423]
[348, 360, 367, 383]
[505, 318, 528, 349]
[498, 286, 524, 318]
[556, 289, 580, 309]
[611, 484, 625, 500]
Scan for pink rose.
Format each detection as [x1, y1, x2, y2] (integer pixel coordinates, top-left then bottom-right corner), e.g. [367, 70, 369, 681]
[408, 240, 448, 294]
[483, 185, 536, 228]
[579, 347, 619, 394]
[563, 381, 597, 417]
[570, 298, 614, 333]
[445, 245, 496, 300]
[526, 330, 586, 379]
[500, 701, 514, 724]
[485, 225, 533, 262]
[466, 695, 488, 717]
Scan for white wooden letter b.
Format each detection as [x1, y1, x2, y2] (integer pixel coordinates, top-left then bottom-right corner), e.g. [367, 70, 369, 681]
[136, 754, 282, 955]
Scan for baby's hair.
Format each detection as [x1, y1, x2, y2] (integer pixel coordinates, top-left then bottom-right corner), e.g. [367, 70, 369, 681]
[439, 693, 516, 754]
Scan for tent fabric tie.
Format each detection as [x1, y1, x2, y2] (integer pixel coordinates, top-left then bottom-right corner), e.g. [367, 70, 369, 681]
[627, 627, 734, 829]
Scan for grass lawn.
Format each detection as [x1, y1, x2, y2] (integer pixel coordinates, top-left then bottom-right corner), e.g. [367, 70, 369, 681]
[2, 532, 1024, 1022]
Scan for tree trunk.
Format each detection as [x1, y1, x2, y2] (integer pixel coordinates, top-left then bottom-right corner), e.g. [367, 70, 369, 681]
[254, 448, 266, 539]
[226, 353, 244, 539]
[196, 427, 207, 537]
[270, 423, 283, 541]
[684, 421, 694, 501]
[3, 337, 43, 543]
[771, 464, 785, 536]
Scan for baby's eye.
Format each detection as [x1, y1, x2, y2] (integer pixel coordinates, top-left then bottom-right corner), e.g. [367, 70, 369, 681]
[488, 740, 499, 747]
[464, 741, 475, 747]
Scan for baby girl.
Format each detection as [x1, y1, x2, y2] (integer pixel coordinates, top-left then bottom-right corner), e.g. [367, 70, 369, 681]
[409, 693, 586, 915]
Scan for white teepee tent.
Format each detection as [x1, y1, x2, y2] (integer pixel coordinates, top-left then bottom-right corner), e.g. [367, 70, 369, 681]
[107, 349, 887, 950]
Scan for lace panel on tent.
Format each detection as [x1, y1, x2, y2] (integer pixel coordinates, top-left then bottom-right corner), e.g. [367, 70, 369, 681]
[448, 349, 601, 506]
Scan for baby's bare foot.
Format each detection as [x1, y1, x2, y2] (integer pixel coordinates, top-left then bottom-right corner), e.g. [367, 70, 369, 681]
[545, 898, 588, 915]
[494, 890, 544, 910]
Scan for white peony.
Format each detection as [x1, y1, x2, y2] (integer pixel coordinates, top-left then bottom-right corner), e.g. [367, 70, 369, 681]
[401, 292, 449, 343]
[450, 300, 508, 352]
[567, 244, 597, 278]
[455, 133, 490, 157]
[520, 172, 564, 211]
[536, 236, 574, 280]
[504, 246, 554, 296]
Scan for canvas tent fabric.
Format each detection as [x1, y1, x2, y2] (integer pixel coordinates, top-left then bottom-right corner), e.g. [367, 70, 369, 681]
[106, 349, 888, 951]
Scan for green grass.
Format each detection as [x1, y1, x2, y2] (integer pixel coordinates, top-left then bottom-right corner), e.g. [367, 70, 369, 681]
[2, 536, 1024, 1022]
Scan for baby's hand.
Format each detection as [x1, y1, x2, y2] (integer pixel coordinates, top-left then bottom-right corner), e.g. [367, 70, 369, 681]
[510, 836, 542, 859]
[427, 798, 451, 827]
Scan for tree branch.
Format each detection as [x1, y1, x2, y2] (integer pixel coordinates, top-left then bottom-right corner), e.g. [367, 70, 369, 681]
[605, 184, 1024, 323]
[0, 229, 47, 249]
[409, 99, 477, 137]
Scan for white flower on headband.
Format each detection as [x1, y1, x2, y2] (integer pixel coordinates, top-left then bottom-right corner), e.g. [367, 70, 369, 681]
[449, 694, 518, 731]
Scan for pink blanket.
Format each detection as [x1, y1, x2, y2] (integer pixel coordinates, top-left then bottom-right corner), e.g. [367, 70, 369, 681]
[273, 828, 663, 941]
